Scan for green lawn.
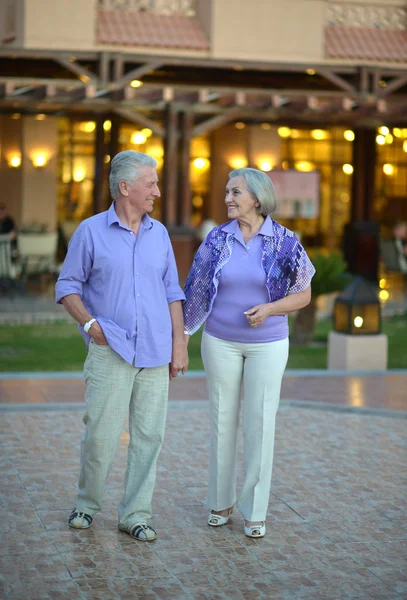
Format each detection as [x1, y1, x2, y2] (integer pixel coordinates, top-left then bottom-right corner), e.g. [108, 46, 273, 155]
[0, 315, 406, 372]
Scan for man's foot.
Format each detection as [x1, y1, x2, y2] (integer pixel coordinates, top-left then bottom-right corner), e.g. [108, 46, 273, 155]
[68, 509, 93, 529]
[118, 522, 157, 541]
[244, 520, 266, 538]
[207, 506, 234, 527]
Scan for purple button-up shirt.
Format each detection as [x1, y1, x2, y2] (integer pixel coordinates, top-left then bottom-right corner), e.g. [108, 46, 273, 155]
[55, 203, 185, 368]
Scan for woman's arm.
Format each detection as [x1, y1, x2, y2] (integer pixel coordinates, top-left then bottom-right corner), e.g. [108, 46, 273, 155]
[244, 286, 311, 327]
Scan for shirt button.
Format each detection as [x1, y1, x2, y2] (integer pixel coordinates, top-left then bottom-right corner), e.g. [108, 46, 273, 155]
[136, 293, 140, 297]
[130, 231, 134, 235]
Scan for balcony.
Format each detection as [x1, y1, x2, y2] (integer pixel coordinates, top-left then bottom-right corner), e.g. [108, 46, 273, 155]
[98, 0, 197, 16]
[325, 2, 407, 63]
[96, 0, 208, 51]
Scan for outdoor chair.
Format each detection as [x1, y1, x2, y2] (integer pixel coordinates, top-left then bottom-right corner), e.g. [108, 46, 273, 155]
[18, 232, 60, 291]
[18, 232, 60, 275]
[0, 234, 26, 295]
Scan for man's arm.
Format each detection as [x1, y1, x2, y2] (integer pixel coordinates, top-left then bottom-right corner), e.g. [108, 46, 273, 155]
[169, 300, 188, 380]
[61, 293, 108, 345]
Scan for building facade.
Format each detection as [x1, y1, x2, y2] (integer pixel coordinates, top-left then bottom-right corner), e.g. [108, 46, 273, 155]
[0, 0, 406, 279]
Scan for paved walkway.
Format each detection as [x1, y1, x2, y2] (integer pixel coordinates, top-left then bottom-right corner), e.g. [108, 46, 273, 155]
[1, 371, 407, 414]
[1, 372, 407, 599]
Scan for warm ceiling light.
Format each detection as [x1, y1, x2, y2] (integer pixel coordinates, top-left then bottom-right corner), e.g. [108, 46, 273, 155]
[354, 316, 363, 328]
[342, 163, 353, 175]
[35, 114, 46, 121]
[79, 121, 96, 133]
[141, 128, 153, 138]
[192, 195, 204, 207]
[131, 132, 147, 145]
[393, 128, 402, 138]
[379, 278, 387, 288]
[73, 168, 86, 182]
[402, 129, 407, 137]
[306, 68, 316, 75]
[103, 120, 112, 131]
[261, 123, 271, 130]
[193, 157, 210, 169]
[379, 289, 389, 301]
[130, 80, 143, 88]
[278, 127, 291, 138]
[259, 161, 273, 172]
[378, 126, 389, 136]
[383, 163, 394, 176]
[229, 157, 248, 169]
[344, 130, 355, 141]
[290, 129, 300, 138]
[295, 161, 314, 172]
[8, 154, 21, 168]
[376, 135, 385, 145]
[311, 129, 328, 140]
[385, 133, 393, 144]
[31, 152, 49, 168]
[235, 122, 245, 130]
[104, 154, 111, 164]
[403, 140, 407, 152]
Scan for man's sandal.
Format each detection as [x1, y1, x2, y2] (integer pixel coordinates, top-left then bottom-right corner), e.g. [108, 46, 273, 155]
[118, 522, 157, 541]
[68, 509, 93, 529]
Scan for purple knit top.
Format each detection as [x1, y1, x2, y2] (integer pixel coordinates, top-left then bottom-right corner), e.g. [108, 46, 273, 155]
[205, 219, 288, 343]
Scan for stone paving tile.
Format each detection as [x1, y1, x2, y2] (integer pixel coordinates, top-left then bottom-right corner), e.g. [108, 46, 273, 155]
[1, 405, 406, 599]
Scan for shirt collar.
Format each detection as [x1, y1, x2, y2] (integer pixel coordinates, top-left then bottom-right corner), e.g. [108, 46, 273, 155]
[221, 216, 274, 237]
[107, 202, 153, 230]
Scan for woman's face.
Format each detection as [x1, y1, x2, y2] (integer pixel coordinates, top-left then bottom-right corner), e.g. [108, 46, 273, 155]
[225, 176, 259, 221]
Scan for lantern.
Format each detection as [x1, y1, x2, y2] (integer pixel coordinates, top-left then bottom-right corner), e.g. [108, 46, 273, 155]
[333, 276, 381, 335]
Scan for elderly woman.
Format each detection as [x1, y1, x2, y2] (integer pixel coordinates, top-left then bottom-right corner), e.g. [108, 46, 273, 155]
[183, 168, 315, 538]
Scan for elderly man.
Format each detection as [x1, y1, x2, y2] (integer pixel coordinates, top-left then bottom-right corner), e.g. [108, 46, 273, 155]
[56, 150, 188, 541]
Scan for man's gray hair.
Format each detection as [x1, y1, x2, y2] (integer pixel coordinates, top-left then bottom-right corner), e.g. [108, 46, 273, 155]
[109, 150, 157, 200]
[228, 167, 277, 216]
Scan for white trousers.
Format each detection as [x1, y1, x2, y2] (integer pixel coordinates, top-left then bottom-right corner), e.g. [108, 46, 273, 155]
[75, 341, 169, 528]
[201, 332, 289, 521]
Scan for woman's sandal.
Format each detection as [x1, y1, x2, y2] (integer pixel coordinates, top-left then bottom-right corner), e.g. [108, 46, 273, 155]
[244, 521, 266, 538]
[207, 506, 234, 527]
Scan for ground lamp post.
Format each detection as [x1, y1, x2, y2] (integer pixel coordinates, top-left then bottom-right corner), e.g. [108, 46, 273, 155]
[328, 276, 387, 370]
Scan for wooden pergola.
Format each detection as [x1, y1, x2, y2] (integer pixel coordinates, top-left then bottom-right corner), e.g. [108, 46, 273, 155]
[1, 47, 407, 228]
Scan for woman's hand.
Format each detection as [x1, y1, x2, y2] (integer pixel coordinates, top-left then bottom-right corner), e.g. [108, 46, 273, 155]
[244, 304, 272, 328]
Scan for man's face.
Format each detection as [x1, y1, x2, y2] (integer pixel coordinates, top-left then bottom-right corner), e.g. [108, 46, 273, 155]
[122, 166, 160, 215]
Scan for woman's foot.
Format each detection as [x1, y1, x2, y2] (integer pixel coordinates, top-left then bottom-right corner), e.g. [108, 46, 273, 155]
[244, 520, 266, 538]
[207, 506, 234, 527]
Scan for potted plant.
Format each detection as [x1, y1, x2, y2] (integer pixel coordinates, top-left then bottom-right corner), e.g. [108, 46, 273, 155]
[291, 251, 349, 345]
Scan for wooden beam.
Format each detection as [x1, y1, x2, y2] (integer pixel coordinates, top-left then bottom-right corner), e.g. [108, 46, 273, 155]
[192, 108, 243, 137]
[379, 74, 407, 97]
[162, 105, 178, 227]
[317, 68, 356, 94]
[55, 56, 98, 84]
[114, 61, 162, 87]
[179, 111, 193, 227]
[100, 52, 110, 85]
[112, 107, 164, 137]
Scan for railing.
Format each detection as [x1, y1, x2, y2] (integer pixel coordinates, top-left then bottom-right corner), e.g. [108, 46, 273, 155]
[98, 0, 196, 16]
[326, 2, 406, 30]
